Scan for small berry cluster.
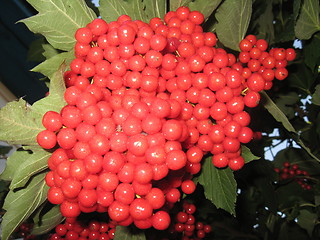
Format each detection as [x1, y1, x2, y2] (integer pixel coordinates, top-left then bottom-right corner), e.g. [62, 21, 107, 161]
[274, 162, 312, 190]
[48, 217, 116, 240]
[169, 201, 212, 240]
[239, 36, 296, 91]
[15, 222, 35, 240]
[36, 6, 296, 231]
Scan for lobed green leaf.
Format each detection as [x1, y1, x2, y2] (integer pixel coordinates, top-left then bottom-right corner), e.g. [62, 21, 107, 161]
[31, 63, 67, 116]
[215, 0, 252, 51]
[42, 43, 60, 60]
[295, 0, 320, 40]
[32, 51, 74, 79]
[0, 99, 43, 146]
[27, 38, 47, 63]
[198, 156, 237, 216]
[0, 64, 66, 146]
[1, 172, 49, 240]
[20, 0, 96, 51]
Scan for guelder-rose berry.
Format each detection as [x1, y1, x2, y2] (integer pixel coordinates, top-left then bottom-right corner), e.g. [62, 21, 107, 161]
[35, 7, 296, 225]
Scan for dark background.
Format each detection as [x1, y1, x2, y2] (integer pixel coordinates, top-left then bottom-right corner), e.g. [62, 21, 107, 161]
[0, 0, 48, 104]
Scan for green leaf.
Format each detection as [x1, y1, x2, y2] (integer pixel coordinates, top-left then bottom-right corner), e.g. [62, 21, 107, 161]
[8, 148, 50, 190]
[32, 63, 67, 115]
[1, 172, 49, 240]
[295, 138, 320, 163]
[32, 204, 64, 235]
[0, 150, 30, 182]
[20, 0, 96, 51]
[303, 32, 320, 71]
[288, 62, 315, 94]
[188, 0, 222, 20]
[262, 91, 320, 163]
[114, 225, 146, 240]
[311, 84, 320, 106]
[99, 0, 145, 23]
[295, 0, 320, 40]
[27, 38, 46, 62]
[215, 0, 252, 51]
[32, 51, 74, 78]
[170, 0, 192, 11]
[42, 43, 60, 60]
[261, 91, 296, 133]
[198, 156, 237, 216]
[297, 209, 317, 236]
[28, 38, 59, 63]
[0, 99, 43, 146]
[241, 145, 260, 163]
[134, 0, 149, 23]
[278, 222, 289, 240]
[143, 0, 167, 22]
[294, 0, 302, 22]
[314, 183, 320, 206]
[0, 64, 66, 146]
[274, 6, 296, 43]
[275, 92, 300, 120]
[251, 1, 274, 44]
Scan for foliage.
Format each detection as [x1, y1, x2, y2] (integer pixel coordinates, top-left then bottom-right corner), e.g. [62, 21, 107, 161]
[0, 0, 319, 239]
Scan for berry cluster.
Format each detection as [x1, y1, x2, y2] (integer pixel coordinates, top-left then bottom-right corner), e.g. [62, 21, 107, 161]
[15, 222, 35, 240]
[169, 201, 212, 240]
[48, 217, 116, 240]
[239, 36, 296, 89]
[275, 162, 312, 190]
[36, 6, 296, 231]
